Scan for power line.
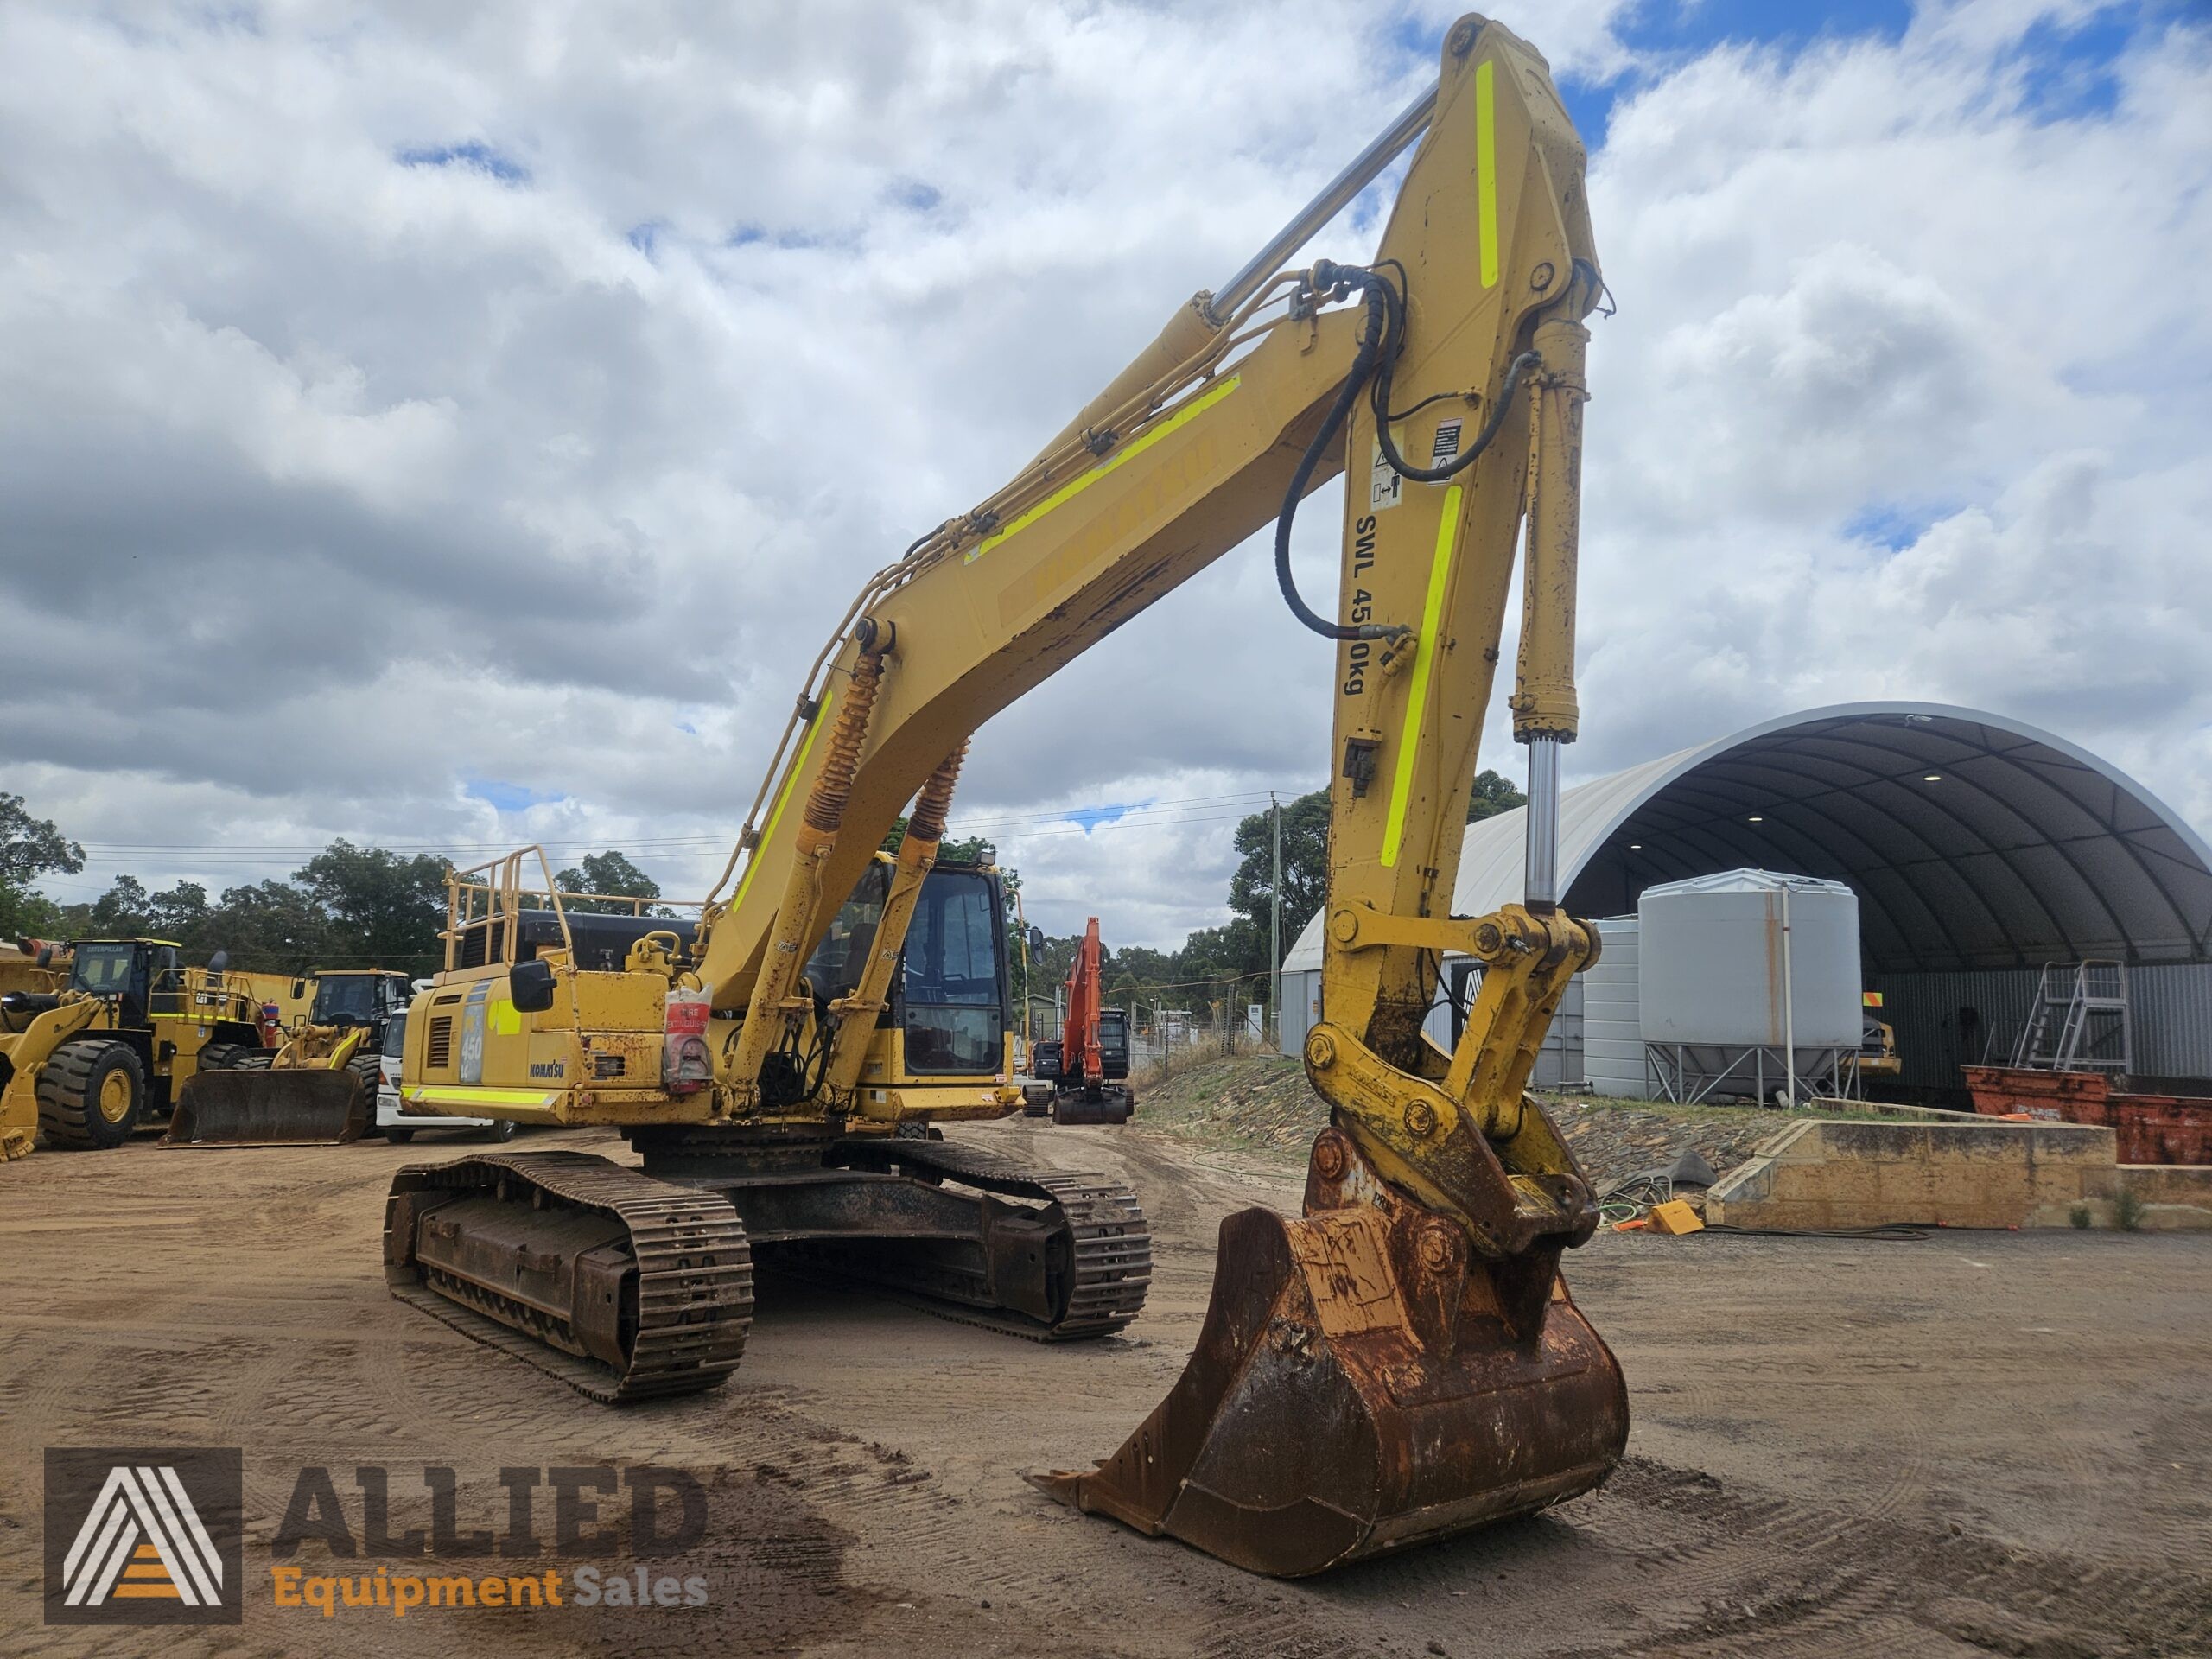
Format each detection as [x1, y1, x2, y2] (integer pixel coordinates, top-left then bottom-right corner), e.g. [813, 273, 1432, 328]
[60, 790, 1294, 858]
[58, 802, 1287, 868]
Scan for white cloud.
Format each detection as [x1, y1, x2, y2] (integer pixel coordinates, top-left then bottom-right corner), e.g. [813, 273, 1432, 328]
[1, 1, 2206, 947]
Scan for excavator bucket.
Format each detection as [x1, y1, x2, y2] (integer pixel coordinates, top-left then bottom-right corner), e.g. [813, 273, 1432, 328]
[1036, 1129, 1627, 1576]
[162, 1069, 373, 1147]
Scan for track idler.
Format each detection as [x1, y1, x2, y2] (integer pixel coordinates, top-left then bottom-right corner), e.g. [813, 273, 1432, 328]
[1036, 1126, 1627, 1576]
[162, 1069, 372, 1147]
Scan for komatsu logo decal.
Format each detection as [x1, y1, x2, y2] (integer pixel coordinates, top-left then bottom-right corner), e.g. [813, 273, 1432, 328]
[530, 1061, 566, 1078]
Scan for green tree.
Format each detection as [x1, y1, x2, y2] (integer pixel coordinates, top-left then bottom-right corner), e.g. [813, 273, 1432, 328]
[0, 793, 83, 939]
[79, 874, 153, 937]
[202, 880, 333, 974]
[1225, 789, 1329, 957]
[1467, 766, 1527, 823]
[555, 849, 669, 916]
[294, 840, 448, 969]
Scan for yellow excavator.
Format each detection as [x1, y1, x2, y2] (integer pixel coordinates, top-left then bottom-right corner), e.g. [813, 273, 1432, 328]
[383, 16, 1624, 1576]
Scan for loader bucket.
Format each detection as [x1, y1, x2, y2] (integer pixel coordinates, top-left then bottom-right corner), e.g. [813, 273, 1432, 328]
[162, 1070, 373, 1147]
[1035, 1186, 1627, 1575]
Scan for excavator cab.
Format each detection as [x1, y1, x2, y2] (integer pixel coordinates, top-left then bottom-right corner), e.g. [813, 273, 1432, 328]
[801, 855, 1017, 1084]
[892, 864, 1010, 1076]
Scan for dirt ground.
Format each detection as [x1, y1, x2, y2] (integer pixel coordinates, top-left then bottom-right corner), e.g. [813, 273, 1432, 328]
[2, 1120, 2206, 1659]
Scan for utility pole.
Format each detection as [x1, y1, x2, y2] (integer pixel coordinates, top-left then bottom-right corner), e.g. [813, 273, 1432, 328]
[1268, 791, 1282, 1046]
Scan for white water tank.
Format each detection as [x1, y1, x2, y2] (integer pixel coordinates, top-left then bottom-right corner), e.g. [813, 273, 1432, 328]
[1638, 870, 1860, 1049]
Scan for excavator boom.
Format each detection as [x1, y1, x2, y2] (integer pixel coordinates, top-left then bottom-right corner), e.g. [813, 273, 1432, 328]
[385, 13, 1624, 1576]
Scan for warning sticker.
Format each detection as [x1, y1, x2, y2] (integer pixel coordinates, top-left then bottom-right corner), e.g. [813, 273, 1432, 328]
[1430, 419, 1464, 469]
[1369, 441, 1402, 512]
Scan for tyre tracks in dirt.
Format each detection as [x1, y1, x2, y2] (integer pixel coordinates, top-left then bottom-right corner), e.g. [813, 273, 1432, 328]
[0, 1122, 2206, 1657]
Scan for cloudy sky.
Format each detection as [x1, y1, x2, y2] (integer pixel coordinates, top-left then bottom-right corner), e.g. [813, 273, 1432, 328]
[3, 0, 2207, 946]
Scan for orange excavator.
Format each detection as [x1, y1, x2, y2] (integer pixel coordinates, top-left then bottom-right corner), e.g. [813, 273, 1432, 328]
[1029, 918, 1135, 1125]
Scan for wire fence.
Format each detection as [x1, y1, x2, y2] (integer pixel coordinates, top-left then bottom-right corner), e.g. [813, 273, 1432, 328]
[1015, 996, 1280, 1081]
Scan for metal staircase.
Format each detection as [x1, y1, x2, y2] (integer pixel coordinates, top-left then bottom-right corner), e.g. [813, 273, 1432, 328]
[2010, 961, 2131, 1075]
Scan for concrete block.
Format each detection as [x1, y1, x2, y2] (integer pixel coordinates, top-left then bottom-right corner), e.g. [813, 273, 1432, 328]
[1707, 1117, 2126, 1232]
[2117, 1164, 2212, 1231]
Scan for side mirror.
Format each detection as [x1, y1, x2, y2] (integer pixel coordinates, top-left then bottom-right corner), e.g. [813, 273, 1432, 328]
[509, 958, 558, 1014]
[207, 950, 229, 975]
[291, 979, 308, 1000]
[1028, 926, 1046, 955]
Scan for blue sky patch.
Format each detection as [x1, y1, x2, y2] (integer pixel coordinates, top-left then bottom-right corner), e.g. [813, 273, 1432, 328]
[466, 777, 565, 812]
[1846, 500, 1952, 550]
[1063, 802, 1136, 832]
[397, 140, 528, 184]
[724, 223, 827, 251]
[2003, 6, 2139, 123]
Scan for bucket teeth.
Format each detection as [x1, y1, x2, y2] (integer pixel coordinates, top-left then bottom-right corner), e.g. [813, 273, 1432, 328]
[1036, 1133, 1628, 1577]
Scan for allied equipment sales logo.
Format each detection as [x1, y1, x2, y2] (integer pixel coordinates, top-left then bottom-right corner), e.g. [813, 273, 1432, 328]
[43, 1448, 244, 1626]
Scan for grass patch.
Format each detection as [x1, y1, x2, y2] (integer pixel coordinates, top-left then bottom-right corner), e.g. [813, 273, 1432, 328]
[2113, 1185, 2145, 1232]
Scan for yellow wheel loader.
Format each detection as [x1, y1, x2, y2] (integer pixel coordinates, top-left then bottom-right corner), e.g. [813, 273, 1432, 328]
[166, 969, 413, 1147]
[384, 15, 1625, 1575]
[0, 940, 278, 1157]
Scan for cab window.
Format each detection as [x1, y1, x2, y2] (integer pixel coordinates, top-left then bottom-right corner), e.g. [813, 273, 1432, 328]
[70, 943, 139, 996]
[804, 862, 891, 1004]
[313, 976, 380, 1024]
[899, 871, 1004, 1074]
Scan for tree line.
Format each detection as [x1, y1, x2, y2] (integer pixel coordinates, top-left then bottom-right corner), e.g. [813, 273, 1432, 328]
[3, 764, 1525, 1003]
[0, 792, 665, 976]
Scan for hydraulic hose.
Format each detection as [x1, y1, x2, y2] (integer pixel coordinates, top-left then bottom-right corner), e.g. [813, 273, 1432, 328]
[1273, 276, 1395, 644]
[1367, 275, 1541, 485]
[1271, 262, 1541, 643]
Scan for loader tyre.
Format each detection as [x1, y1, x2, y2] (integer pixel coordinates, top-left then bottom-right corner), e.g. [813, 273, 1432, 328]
[196, 1042, 254, 1072]
[37, 1040, 145, 1150]
[346, 1053, 380, 1095]
[232, 1052, 273, 1071]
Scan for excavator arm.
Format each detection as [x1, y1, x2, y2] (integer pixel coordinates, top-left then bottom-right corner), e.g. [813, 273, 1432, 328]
[390, 15, 1626, 1577]
[698, 18, 1594, 1136]
[689, 16, 1627, 1573]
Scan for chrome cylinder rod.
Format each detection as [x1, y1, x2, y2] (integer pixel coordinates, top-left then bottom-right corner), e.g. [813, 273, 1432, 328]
[1206, 81, 1439, 323]
[1525, 735, 1562, 912]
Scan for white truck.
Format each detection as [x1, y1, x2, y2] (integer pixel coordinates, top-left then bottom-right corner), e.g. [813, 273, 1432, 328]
[377, 1002, 516, 1144]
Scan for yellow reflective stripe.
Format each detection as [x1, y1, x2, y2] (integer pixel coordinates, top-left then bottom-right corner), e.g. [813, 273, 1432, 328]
[406, 1085, 558, 1108]
[963, 375, 1242, 565]
[734, 709, 826, 907]
[1382, 485, 1464, 868]
[1475, 60, 1499, 289]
